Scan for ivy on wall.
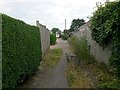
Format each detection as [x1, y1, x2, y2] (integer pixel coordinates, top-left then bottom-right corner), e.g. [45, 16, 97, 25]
[90, 1, 120, 78]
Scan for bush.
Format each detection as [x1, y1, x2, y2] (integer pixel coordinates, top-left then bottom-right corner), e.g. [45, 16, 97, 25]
[2, 14, 42, 88]
[69, 36, 94, 64]
[98, 80, 120, 88]
[61, 34, 69, 40]
[69, 36, 120, 88]
[50, 33, 56, 45]
[90, 1, 120, 78]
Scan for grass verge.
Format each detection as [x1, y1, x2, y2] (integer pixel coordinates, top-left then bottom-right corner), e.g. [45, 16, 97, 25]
[89, 62, 120, 88]
[42, 48, 62, 68]
[66, 62, 92, 88]
[68, 36, 120, 88]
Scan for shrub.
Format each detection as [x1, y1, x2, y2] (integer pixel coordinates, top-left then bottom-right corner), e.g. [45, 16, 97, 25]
[50, 33, 56, 45]
[69, 36, 120, 88]
[61, 34, 69, 40]
[98, 80, 120, 88]
[69, 36, 94, 64]
[2, 14, 42, 88]
[90, 1, 120, 78]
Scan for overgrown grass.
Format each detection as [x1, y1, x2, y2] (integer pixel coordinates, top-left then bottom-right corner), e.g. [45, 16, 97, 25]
[66, 62, 92, 88]
[68, 36, 94, 64]
[42, 48, 62, 68]
[68, 36, 120, 88]
[89, 62, 120, 88]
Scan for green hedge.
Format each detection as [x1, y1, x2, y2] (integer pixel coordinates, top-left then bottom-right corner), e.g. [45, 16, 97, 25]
[50, 33, 56, 45]
[2, 14, 42, 88]
[90, 2, 120, 78]
[61, 34, 69, 40]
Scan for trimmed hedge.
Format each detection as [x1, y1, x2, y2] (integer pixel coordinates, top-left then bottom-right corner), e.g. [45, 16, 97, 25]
[50, 33, 56, 45]
[2, 14, 42, 88]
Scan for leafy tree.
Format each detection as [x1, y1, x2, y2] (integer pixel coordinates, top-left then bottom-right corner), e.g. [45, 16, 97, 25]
[69, 19, 86, 32]
[90, 1, 120, 79]
[61, 29, 70, 40]
[63, 29, 69, 34]
[51, 28, 61, 34]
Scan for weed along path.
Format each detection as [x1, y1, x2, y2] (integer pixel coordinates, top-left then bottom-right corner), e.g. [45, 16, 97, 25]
[21, 38, 71, 88]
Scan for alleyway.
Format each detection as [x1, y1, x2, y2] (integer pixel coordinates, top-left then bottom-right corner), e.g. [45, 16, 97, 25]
[22, 38, 71, 88]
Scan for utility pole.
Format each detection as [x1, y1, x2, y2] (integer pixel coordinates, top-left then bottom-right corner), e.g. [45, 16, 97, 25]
[64, 19, 66, 35]
[65, 19, 66, 30]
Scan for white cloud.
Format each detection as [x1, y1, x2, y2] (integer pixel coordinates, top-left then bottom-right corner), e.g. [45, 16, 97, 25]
[0, 0, 106, 31]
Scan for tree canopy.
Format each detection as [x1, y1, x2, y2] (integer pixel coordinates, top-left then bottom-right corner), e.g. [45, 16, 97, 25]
[69, 18, 86, 32]
[51, 28, 61, 34]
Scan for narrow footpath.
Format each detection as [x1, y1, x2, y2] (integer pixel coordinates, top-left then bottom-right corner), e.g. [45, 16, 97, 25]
[22, 38, 71, 88]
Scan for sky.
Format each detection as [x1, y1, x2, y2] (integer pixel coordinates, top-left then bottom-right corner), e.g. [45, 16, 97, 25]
[0, 0, 107, 31]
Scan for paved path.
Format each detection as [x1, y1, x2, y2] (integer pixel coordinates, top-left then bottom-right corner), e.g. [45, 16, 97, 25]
[22, 38, 71, 88]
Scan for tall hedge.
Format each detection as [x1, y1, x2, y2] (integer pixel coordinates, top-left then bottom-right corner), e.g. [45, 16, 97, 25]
[2, 14, 42, 88]
[50, 33, 56, 45]
[90, 2, 120, 78]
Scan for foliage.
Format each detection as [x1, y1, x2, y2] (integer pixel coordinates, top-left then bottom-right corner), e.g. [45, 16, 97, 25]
[51, 28, 61, 34]
[42, 48, 62, 68]
[2, 14, 42, 88]
[63, 29, 69, 34]
[69, 36, 120, 88]
[89, 61, 120, 88]
[50, 33, 56, 45]
[69, 36, 93, 63]
[69, 19, 85, 32]
[90, 1, 120, 78]
[66, 63, 92, 88]
[61, 29, 70, 40]
[98, 80, 120, 88]
[61, 34, 69, 40]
